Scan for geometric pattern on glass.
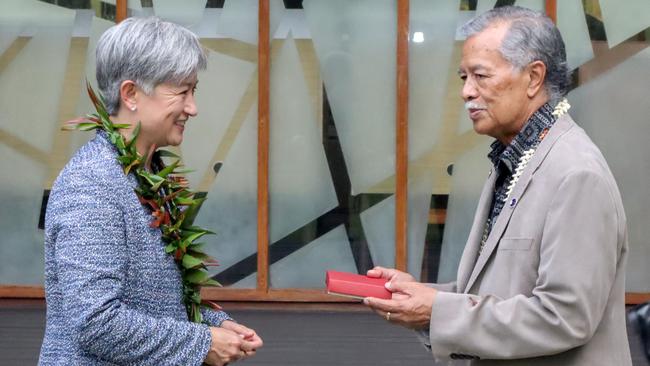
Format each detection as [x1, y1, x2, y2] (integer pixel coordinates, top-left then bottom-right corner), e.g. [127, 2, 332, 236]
[569, 48, 650, 292]
[269, 35, 338, 243]
[304, 0, 396, 194]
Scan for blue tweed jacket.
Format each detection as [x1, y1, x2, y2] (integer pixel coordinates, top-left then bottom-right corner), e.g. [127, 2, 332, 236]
[39, 131, 230, 365]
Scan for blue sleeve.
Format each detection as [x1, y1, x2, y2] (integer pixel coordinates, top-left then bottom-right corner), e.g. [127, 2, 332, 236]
[201, 308, 233, 327]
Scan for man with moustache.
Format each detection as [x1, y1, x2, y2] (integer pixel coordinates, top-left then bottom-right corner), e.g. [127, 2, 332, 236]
[364, 6, 631, 365]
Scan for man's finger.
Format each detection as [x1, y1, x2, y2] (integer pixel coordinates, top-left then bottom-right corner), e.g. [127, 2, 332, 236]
[364, 297, 397, 312]
[366, 266, 387, 278]
[387, 280, 418, 295]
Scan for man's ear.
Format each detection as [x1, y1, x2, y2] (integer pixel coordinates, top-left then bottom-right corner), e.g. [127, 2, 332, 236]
[526, 60, 547, 98]
[119, 80, 138, 111]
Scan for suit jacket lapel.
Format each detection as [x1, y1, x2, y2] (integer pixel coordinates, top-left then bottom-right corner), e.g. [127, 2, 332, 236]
[462, 115, 575, 294]
[456, 168, 497, 292]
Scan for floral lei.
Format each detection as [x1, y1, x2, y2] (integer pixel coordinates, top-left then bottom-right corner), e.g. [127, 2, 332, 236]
[63, 82, 220, 323]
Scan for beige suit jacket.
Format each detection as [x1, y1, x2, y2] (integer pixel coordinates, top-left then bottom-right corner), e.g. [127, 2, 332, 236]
[425, 114, 631, 365]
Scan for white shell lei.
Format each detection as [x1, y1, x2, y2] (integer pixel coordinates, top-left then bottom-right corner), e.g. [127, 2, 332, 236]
[479, 98, 570, 254]
[502, 98, 571, 203]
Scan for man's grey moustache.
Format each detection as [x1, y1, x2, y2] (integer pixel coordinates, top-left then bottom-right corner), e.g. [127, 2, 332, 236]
[465, 102, 487, 110]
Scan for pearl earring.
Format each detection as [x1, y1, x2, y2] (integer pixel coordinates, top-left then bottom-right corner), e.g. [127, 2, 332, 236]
[130, 105, 137, 111]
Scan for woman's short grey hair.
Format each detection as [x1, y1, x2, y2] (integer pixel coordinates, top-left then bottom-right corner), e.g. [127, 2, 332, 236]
[96, 17, 207, 115]
[460, 6, 570, 103]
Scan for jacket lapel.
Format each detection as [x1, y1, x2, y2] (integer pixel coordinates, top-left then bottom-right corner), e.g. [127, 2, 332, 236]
[462, 114, 575, 294]
[456, 167, 497, 292]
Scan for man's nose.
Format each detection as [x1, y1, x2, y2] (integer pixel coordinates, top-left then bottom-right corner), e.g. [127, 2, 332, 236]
[461, 78, 478, 101]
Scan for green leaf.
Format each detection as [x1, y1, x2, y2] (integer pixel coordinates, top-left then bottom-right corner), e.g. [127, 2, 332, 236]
[175, 196, 195, 205]
[190, 292, 202, 304]
[186, 248, 210, 258]
[164, 243, 176, 254]
[182, 231, 207, 244]
[202, 278, 221, 287]
[181, 197, 207, 227]
[115, 136, 126, 150]
[77, 123, 101, 131]
[139, 171, 164, 187]
[184, 269, 210, 284]
[157, 159, 180, 179]
[126, 122, 140, 149]
[157, 149, 180, 159]
[181, 253, 204, 269]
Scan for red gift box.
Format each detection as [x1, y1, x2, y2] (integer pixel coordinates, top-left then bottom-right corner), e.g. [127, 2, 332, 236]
[325, 270, 391, 300]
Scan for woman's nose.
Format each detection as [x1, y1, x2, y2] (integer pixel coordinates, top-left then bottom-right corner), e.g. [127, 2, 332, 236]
[185, 95, 198, 117]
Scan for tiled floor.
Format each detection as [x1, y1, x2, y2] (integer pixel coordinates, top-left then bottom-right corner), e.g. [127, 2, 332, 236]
[0, 300, 648, 365]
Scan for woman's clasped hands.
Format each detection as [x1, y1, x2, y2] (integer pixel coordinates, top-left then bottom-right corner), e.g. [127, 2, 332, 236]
[204, 321, 263, 366]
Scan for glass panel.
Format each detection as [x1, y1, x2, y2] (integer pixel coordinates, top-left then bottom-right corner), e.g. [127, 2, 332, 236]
[361, 170, 434, 280]
[408, 0, 458, 161]
[217, 0, 285, 45]
[476, 0, 497, 14]
[557, 0, 594, 69]
[437, 140, 491, 283]
[267, 0, 397, 288]
[181, 50, 256, 189]
[570, 47, 650, 292]
[303, 0, 396, 195]
[514, 0, 543, 11]
[69, 16, 114, 157]
[101, 0, 142, 11]
[0, 1, 75, 284]
[236, 225, 356, 288]
[599, 0, 650, 48]
[268, 36, 338, 245]
[271, 226, 356, 288]
[195, 106, 258, 287]
[152, 0, 206, 27]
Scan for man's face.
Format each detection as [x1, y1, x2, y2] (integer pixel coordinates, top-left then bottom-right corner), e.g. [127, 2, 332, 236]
[458, 22, 533, 144]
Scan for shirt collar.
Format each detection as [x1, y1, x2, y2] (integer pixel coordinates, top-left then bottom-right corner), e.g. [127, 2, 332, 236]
[487, 102, 556, 173]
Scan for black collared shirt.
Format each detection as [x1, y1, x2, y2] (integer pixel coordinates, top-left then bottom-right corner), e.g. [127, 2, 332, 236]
[484, 103, 556, 238]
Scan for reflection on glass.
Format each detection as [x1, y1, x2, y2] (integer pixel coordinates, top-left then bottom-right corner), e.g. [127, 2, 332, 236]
[0, 1, 76, 284]
[570, 47, 650, 292]
[304, 0, 396, 195]
[599, 0, 650, 48]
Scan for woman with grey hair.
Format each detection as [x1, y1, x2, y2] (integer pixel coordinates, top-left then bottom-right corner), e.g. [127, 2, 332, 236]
[39, 17, 262, 365]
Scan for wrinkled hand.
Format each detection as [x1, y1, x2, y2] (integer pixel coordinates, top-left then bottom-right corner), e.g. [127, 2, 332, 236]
[203, 326, 249, 366]
[221, 320, 263, 358]
[366, 266, 416, 283]
[364, 281, 437, 330]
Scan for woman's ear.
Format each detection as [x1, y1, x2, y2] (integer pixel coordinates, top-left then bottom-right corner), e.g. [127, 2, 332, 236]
[526, 60, 547, 98]
[119, 80, 138, 112]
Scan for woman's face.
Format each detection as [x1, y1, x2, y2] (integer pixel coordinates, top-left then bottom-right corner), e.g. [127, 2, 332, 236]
[135, 75, 198, 150]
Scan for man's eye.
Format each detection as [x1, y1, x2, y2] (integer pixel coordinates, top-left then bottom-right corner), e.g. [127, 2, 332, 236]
[475, 74, 487, 79]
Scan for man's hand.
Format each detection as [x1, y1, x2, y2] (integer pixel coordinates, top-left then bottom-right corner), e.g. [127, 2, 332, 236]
[366, 266, 416, 283]
[221, 320, 263, 357]
[364, 281, 437, 330]
[203, 327, 246, 366]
